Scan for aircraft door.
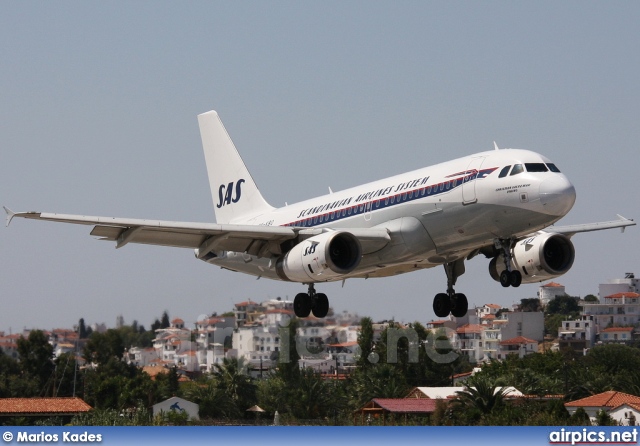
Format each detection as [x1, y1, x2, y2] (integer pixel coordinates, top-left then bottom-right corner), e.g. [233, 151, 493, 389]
[364, 201, 372, 221]
[462, 156, 486, 204]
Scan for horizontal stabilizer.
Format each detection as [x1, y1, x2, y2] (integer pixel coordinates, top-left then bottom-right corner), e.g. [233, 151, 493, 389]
[3, 206, 17, 227]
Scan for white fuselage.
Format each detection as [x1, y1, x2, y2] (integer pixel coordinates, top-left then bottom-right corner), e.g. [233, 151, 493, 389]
[204, 148, 576, 281]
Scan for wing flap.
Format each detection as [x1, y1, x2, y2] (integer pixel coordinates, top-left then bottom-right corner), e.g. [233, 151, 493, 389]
[7, 210, 392, 257]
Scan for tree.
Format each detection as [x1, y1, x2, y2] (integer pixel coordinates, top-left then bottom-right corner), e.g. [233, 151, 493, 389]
[595, 409, 617, 426]
[569, 407, 591, 426]
[277, 318, 300, 383]
[17, 330, 55, 395]
[213, 357, 256, 416]
[182, 379, 235, 419]
[83, 358, 157, 410]
[356, 317, 374, 368]
[291, 368, 333, 419]
[545, 295, 580, 315]
[520, 298, 542, 312]
[544, 313, 565, 338]
[161, 311, 170, 329]
[584, 294, 599, 303]
[0, 349, 21, 397]
[78, 318, 89, 339]
[83, 330, 125, 366]
[53, 352, 81, 397]
[450, 374, 510, 421]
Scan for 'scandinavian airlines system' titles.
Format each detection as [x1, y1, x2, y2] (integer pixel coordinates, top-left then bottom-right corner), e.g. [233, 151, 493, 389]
[5, 110, 635, 319]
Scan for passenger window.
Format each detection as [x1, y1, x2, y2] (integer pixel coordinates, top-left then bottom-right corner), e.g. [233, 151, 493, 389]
[510, 164, 524, 176]
[525, 163, 548, 172]
[498, 166, 511, 178]
[547, 163, 561, 173]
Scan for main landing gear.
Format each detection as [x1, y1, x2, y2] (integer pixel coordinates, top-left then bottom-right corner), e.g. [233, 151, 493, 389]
[433, 259, 469, 319]
[293, 283, 329, 319]
[495, 238, 522, 288]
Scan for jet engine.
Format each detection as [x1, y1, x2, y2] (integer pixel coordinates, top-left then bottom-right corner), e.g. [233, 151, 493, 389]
[489, 232, 575, 284]
[276, 231, 362, 282]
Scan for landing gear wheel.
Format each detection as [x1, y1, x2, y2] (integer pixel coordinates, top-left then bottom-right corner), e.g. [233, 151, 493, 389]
[433, 293, 451, 318]
[312, 293, 329, 318]
[293, 293, 312, 318]
[451, 293, 468, 318]
[500, 270, 511, 288]
[510, 270, 522, 288]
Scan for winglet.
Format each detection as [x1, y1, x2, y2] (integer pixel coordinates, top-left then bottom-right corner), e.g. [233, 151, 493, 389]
[3, 207, 16, 227]
[617, 214, 634, 233]
[494, 141, 500, 151]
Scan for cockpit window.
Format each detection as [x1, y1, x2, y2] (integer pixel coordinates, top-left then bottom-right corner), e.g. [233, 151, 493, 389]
[546, 163, 561, 173]
[510, 164, 524, 176]
[525, 163, 548, 172]
[498, 166, 511, 178]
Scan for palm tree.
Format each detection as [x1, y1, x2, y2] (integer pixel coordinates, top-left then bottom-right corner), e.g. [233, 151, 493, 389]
[213, 357, 257, 414]
[452, 374, 510, 415]
[182, 379, 236, 419]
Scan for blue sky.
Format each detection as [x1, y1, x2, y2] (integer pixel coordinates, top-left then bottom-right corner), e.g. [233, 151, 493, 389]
[1, 2, 639, 332]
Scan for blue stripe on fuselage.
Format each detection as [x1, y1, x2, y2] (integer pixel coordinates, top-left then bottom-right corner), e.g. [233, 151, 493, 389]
[282, 167, 498, 228]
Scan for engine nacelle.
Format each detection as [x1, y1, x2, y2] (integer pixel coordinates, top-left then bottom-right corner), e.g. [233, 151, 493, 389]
[276, 231, 362, 283]
[489, 233, 575, 284]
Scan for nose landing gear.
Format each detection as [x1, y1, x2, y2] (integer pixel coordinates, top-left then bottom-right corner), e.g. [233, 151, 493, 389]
[495, 238, 522, 288]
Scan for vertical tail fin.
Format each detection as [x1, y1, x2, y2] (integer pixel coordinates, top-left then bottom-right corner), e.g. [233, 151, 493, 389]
[198, 110, 274, 224]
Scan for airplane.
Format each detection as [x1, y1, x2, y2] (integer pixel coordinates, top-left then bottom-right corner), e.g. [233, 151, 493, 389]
[5, 110, 636, 319]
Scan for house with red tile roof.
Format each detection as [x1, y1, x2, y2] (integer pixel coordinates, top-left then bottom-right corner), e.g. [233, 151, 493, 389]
[477, 304, 501, 318]
[0, 397, 91, 418]
[582, 291, 640, 332]
[497, 336, 538, 359]
[456, 324, 485, 363]
[600, 326, 635, 343]
[539, 281, 566, 307]
[565, 391, 640, 424]
[354, 398, 438, 425]
[609, 402, 640, 426]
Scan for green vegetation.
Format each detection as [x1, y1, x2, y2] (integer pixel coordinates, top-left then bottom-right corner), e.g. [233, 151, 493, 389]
[2, 312, 640, 426]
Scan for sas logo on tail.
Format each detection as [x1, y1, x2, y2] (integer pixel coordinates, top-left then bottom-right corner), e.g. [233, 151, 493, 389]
[217, 179, 245, 208]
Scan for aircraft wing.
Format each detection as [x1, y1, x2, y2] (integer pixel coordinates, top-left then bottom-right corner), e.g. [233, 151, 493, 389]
[4, 208, 390, 258]
[542, 214, 635, 237]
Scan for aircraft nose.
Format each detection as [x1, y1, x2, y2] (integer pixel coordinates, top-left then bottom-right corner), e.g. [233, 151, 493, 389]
[539, 176, 576, 216]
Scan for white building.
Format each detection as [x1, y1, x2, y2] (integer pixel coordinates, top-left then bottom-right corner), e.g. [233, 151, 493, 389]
[558, 315, 596, 351]
[581, 292, 640, 330]
[497, 336, 538, 360]
[233, 325, 281, 364]
[499, 311, 544, 342]
[456, 324, 485, 363]
[233, 300, 262, 328]
[476, 304, 501, 319]
[153, 397, 199, 421]
[599, 273, 639, 299]
[195, 316, 235, 351]
[565, 391, 640, 425]
[153, 320, 193, 365]
[600, 326, 635, 344]
[454, 310, 543, 363]
[538, 282, 566, 307]
[609, 403, 640, 426]
[126, 346, 160, 367]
